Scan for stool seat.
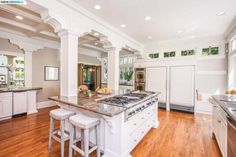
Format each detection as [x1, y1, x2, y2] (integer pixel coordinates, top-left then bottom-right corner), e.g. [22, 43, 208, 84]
[50, 108, 74, 120]
[69, 114, 99, 129]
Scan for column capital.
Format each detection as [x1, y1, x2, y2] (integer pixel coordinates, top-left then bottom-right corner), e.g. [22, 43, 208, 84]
[58, 29, 80, 38]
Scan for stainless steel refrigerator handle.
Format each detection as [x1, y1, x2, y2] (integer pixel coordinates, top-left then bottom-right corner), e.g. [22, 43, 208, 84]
[227, 116, 236, 130]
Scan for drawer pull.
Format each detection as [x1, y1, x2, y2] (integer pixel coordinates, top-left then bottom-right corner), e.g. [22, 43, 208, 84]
[142, 131, 144, 134]
[141, 117, 144, 120]
[134, 139, 137, 142]
[133, 123, 137, 126]
[218, 120, 221, 123]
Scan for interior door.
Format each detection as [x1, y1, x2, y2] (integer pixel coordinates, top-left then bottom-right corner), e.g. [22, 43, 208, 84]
[146, 67, 167, 105]
[169, 66, 195, 108]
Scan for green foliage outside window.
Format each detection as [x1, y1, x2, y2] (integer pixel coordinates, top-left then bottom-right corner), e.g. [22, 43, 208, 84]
[164, 51, 176, 57]
[149, 53, 159, 59]
[202, 47, 219, 56]
[181, 49, 195, 56]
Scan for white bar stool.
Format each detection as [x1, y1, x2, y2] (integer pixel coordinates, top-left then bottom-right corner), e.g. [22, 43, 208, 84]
[69, 114, 100, 157]
[48, 108, 75, 157]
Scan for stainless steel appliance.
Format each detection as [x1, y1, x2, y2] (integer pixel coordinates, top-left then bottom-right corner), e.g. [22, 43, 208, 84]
[97, 90, 158, 121]
[135, 68, 146, 91]
[227, 115, 236, 157]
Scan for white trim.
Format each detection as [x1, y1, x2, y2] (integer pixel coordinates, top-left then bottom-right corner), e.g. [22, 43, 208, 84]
[0, 51, 25, 57]
[197, 71, 227, 75]
[37, 100, 57, 109]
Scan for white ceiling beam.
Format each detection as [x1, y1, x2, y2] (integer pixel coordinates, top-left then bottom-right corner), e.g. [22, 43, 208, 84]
[0, 16, 35, 31]
[0, 17, 58, 39]
[0, 5, 42, 23]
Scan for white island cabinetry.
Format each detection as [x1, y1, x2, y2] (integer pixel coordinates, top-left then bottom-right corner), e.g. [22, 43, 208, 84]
[212, 100, 227, 157]
[0, 92, 12, 120]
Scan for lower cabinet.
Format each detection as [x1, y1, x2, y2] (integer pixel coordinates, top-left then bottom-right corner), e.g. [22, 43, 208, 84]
[0, 92, 12, 120]
[212, 101, 227, 157]
[13, 92, 27, 115]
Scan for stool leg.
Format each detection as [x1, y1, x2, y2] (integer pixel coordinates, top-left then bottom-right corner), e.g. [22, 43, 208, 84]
[48, 116, 54, 152]
[81, 129, 84, 151]
[69, 123, 74, 157]
[96, 125, 100, 157]
[84, 128, 89, 157]
[60, 120, 65, 157]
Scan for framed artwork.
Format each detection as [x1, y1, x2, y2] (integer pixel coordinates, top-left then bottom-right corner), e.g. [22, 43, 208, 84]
[188, 50, 195, 55]
[0, 75, 6, 85]
[44, 66, 59, 81]
[202, 48, 210, 56]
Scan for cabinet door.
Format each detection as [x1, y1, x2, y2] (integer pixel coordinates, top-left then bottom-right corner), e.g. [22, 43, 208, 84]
[0, 93, 12, 119]
[13, 92, 27, 115]
[146, 67, 167, 103]
[221, 121, 227, 157]
[169, 66, 195, 107]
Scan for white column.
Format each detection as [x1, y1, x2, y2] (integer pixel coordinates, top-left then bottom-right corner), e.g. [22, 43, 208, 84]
[24, 51, 33, 88]
[107, 48, 120, 91]
[58, 30, 79, 97]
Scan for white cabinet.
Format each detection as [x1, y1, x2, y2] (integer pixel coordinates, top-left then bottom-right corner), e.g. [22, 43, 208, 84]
[0, 92, 12, 120]
[212, 101, 227, 157]
[146, 67, 167, 105]
[13, 92, 27, 115]
[169, 66, 195, 112]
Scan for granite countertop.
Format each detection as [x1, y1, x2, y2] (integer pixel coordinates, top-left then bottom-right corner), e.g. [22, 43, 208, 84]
[49, 91, 160, 117]
[212, 95, 236, 121]
[0, 87, 42, 93]
[49, 93, 127, 117]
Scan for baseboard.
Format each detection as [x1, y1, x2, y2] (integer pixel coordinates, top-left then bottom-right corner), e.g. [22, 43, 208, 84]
[37, 100, 57, 109]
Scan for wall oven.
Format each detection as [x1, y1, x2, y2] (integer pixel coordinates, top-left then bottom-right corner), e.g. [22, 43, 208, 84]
[227, 115, 236, 157]
[135, 68, 145, 83]
[135, 82, 145, 91]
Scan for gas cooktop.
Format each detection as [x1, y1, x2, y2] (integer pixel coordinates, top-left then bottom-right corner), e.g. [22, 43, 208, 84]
[97, 91, 153, 107]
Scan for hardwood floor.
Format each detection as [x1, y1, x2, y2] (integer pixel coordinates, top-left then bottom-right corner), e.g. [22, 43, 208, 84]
[0, 107, 221, 157]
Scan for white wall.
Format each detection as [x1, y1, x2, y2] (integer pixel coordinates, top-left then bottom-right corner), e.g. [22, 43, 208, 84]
[32, 48, 60, 102]
[136, 35, 227, 114]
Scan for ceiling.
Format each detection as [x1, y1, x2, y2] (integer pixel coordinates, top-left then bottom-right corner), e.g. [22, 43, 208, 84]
[0, 5, 59, 41]
[75, 0, 236, 44]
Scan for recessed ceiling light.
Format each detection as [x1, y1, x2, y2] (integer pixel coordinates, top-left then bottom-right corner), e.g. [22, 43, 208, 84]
[148, 36, 152, 39]
[120, 24, 126, 28]
[94, 5, 101, 10]
[191, 35, 195, 39]
[94, 32, 99, 36]
[95, 42, 98, 45]
[216, 11, 225, 16]
[16, 15, 23, 20]
[145, 16, 151, 21]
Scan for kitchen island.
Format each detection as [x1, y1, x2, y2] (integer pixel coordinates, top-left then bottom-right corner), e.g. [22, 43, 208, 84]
[49, 90, 160, 157]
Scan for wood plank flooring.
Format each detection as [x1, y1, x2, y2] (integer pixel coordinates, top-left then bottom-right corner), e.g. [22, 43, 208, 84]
[0, 107, 221, 157]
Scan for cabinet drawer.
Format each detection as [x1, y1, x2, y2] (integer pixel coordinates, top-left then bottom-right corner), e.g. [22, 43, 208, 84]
[0, 92, 12, 99]
[124, 106, 154, 135]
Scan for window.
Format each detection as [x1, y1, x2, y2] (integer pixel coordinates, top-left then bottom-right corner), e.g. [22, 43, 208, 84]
[149, 53, 159, 59]
[13, 57, 25, 81]
[120, 56, 134, 85]
[181, 49, 195, 56]
[202, 47, 219, 56]
[232, 38, 236, 51]
[164, 51, 176, 57]
[101, 58, 108, 83]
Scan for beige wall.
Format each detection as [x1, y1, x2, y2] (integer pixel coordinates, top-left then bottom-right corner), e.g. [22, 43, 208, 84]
[32, 48, 60, 102]
[0, 38, 24, 53]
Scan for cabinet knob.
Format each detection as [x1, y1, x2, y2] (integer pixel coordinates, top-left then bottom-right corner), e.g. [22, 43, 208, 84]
[218, 120, 221, 123]
[133, 123, 137, 126]
[134, 139, 137, 142]
[141, 117, 144, 120]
